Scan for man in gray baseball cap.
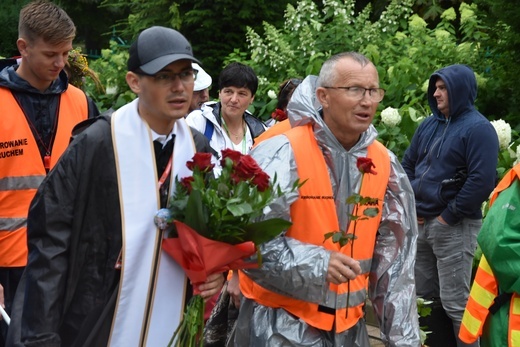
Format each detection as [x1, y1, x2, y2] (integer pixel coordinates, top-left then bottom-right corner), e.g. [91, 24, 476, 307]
[124, 26, 205, 132]
[5, 25, 223, 347]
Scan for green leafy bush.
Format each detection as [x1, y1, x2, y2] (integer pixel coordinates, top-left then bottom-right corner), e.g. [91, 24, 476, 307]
[233, 0, 493, 160]
[83, 0, 518, 172]
[85, 41, 135, 112]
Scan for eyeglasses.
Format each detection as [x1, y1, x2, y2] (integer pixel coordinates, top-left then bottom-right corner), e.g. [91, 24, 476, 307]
[323, 86, 385, 102]
[137, 68, 198, 86]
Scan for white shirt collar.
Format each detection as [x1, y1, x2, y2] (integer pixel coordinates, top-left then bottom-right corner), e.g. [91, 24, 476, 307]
[151, 129, 174, 147]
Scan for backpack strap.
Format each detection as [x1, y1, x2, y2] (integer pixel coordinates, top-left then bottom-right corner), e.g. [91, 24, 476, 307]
[203, 120, 214, 140]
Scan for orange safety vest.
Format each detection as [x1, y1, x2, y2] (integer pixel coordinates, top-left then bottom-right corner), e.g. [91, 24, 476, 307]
[240, 124, 390, 332]
[254, 119, 291, 144]
[0, 86, 88, 267]
[459, 164, 520, 346]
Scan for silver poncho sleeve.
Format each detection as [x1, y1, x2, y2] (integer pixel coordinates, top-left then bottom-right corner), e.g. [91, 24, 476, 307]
[369, 151, 421, 346]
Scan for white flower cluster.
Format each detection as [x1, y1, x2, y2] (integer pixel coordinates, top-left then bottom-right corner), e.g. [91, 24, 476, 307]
[380, 107, 402, 128]
[267, 90, 277, 99]
[515, 146, 520, 166]
[491, 119, 511, 150]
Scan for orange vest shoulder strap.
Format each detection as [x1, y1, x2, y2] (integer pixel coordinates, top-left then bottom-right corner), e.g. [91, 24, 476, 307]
[50, 85, 88, 167]
[253, 119, 291, 146]
[284, 124, 338, 245]
[490, 164, 520, 205]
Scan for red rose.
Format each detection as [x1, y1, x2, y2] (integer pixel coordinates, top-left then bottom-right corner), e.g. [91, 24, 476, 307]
[271, 108, 288, 122]
[356, 157, 377, 175]
[220, 148, 243, 167]
[234, 155, 263, 181]
[180, 176, 195, 193]
[187, 153, 214, 172]
[251, 171, 270, 192]
[230, 172, 242, 185]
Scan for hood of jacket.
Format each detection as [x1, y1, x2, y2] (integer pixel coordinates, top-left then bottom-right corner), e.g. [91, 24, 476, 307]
[0, 59, 69, 95]
[427, 64, 477, 120]
[403, 64, 498, 224]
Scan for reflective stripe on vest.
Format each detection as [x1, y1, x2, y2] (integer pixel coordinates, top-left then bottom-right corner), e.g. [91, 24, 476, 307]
[460, 166, 520, 346]
[460, 256, 498, 342]
[240, 124, 390, 332]
[0, 86, 88, 266]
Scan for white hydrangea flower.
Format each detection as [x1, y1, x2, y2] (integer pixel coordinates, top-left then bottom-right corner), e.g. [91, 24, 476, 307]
[515, 145, 520, 166]
[441, 7, 457, 21]
[434, 29, 451, 40]
[421, 79, 429, 93]
[475, 72, 488, 89]
[507, 146, 516, 161]
[267, 90, 277, 99]
[409, 14, 427, 31]
[491, 119, 512, 150]
[395, 32, 407, 41]
[387, 66, 394, 79]
[381, 107, 402, 127]
[460, 3, 475, 25]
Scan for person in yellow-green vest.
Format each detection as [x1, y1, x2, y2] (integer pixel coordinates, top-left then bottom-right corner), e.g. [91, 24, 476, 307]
[231, 52, 421, 346]
[459, 163, 520, 346]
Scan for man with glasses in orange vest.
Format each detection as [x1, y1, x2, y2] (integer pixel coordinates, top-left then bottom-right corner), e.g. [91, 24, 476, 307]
[0, 1, 98, 345]
[233, 52, 420, 346]
[459, 163, 520, 346]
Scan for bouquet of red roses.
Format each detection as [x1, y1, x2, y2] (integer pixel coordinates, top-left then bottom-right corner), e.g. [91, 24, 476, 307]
[155, 148, 300, 346]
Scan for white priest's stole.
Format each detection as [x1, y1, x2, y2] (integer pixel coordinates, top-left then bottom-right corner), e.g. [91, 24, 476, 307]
[108, 98, 196, 346]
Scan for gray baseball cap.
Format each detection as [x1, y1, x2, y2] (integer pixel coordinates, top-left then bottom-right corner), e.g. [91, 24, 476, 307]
[127, 26, 200, 74]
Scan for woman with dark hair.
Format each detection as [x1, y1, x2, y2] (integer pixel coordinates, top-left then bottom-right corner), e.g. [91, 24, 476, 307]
[186, 62, 266, 156]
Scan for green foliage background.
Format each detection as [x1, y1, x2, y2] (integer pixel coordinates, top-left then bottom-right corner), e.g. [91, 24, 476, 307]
[225, 0, 494, 158]
[81, 0, 519, 177]
[98, 0, 296, 97]
[2, 0, 518, 175]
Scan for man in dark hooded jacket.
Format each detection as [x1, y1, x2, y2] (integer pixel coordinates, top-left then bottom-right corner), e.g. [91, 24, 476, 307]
[402, 64, 499, 346]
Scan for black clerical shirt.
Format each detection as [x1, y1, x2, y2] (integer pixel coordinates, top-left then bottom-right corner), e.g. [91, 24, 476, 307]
[153, 136, 174, 208]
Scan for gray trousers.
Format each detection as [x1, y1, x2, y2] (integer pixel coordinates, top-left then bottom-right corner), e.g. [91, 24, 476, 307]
[415, 217, 481, 347]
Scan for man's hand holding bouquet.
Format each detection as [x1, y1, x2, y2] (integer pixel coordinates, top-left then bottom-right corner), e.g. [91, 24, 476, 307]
[154, 148, 300, 346]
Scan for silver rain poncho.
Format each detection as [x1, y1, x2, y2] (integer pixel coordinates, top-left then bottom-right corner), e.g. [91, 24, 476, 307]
[234, 76, 421, 347]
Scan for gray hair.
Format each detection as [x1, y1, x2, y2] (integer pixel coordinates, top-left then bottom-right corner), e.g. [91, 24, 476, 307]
[316, 52, 372, 87]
